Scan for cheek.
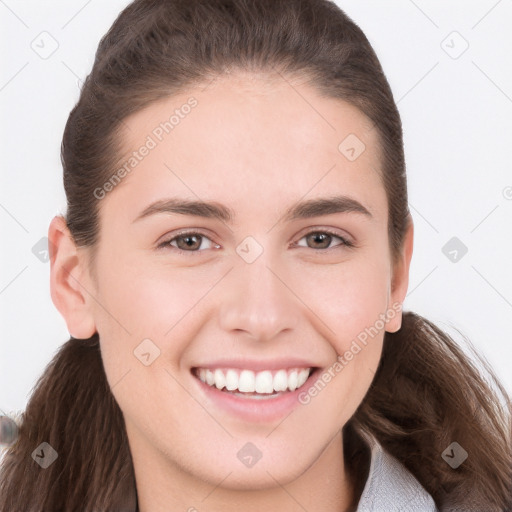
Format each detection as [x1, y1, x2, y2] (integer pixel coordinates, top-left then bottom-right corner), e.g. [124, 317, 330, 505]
[91, 254, 227, 375]
[294, 252, 391, 354]
[292, 257, 389, 425]
[93, 251, 209, 332]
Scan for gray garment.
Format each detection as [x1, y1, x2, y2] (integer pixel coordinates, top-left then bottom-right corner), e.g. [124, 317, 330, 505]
[356, 432, 438, 512]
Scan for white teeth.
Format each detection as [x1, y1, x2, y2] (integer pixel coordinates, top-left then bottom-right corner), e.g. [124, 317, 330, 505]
[238, 370, 255, 392]
[297, 368, 309, 388]
[273, 369, 288, 392]
[205, 369, 215, 386]
[214, 369, 225, 390]
[225, 369, 238, 391]
[255, 370, 273, 394]
[288, 370, 298, 391]
[196, 367, 313, 394]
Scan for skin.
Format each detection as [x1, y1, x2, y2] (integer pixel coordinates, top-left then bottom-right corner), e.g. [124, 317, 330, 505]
[49, 71, 413, 512]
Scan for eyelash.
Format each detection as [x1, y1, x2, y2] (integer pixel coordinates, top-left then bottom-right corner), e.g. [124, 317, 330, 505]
[157, 228, 354, 255]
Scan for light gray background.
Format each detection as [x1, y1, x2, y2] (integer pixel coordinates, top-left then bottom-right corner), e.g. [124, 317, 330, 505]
[1, 0, 511, 422]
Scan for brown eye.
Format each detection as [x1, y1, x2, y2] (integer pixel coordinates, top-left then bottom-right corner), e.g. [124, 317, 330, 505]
[175, 234, 203, 251]
[158, 231, 220, 253]
[306, 232, 332, 249]
[296, 230, 353, 250]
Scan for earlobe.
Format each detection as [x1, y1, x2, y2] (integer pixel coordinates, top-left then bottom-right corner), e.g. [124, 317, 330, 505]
[385, 217, 414, 333]
[48, 215, 97, 339]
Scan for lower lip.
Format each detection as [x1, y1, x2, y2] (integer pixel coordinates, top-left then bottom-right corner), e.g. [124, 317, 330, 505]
[192, 368, 320, 423]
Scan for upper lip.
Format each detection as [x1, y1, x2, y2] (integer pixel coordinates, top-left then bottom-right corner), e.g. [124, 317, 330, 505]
[191, 358, 318, 372]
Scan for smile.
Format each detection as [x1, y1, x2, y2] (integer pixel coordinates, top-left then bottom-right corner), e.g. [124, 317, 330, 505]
[191, 361, 321, 422]
[194, 367, 312, 395]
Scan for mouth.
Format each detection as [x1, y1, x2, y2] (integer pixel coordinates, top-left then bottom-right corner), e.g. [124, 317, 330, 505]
[192, 366, 315, 397]
[190, 365, 320, 422]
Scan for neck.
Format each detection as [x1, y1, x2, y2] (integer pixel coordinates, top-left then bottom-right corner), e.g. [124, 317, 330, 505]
[133, 429, 357, 512]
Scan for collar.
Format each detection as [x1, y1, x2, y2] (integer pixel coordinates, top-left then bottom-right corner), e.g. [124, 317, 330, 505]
[355, 431, 438, 511]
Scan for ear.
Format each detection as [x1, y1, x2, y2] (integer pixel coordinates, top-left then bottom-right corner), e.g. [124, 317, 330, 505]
[385, 216, 414, 333]
[48, 215, 97, 339]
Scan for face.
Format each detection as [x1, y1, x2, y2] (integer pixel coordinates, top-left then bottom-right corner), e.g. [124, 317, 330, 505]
[55, 71, 410, 492]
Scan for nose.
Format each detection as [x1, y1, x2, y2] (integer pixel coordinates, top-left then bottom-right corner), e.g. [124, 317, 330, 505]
[218, 254, 302, 343]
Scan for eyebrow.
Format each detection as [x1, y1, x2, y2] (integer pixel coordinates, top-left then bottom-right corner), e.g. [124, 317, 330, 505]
[132, 195, 372, 224]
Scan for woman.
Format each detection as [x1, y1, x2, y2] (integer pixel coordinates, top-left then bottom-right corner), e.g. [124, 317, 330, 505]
[0, 0, 510, 510]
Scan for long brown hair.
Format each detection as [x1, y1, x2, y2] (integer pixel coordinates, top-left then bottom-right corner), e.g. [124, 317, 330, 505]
[1, 1, 510, 510]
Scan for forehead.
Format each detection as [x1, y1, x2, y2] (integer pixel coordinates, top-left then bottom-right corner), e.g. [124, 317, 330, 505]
[103, 71, 386, 223]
